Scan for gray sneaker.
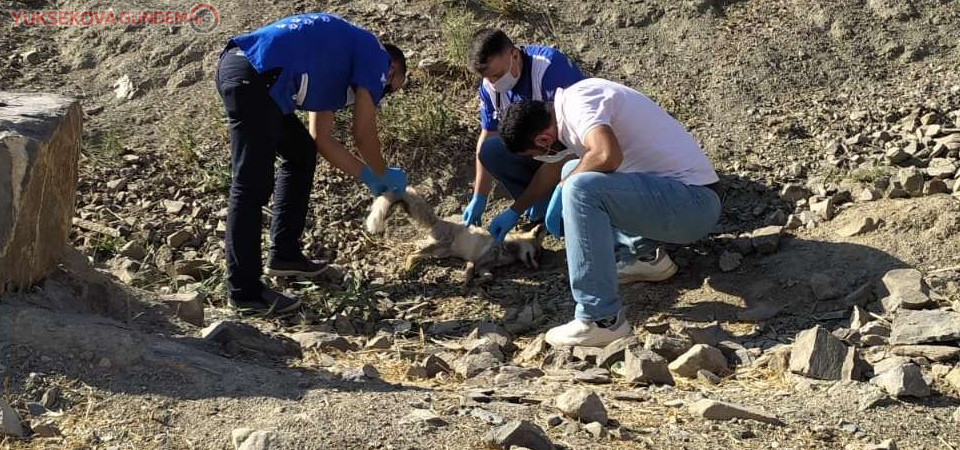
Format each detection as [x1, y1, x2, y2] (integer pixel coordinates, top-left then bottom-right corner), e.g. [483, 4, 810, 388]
[228, 288, 302, 316]
[265, 255, 329, 277]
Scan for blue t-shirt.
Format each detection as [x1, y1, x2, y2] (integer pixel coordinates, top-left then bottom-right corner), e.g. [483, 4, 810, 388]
[227, 13, 391, 115]
[479, 45, 584, 131]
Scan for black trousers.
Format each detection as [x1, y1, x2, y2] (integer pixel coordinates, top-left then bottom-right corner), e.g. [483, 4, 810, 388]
[215, 48, 317, 301]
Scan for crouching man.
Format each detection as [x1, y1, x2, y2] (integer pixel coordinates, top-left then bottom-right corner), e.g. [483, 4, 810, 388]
[497, 78, 722, 347]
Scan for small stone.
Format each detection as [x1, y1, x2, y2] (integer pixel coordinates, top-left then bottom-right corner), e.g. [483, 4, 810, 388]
[953, 407, 960, 423]
[780, 184, 811, 202]
[885, 147, 910, 164]
[623, 347, 674, 385]
[164, 199, 186, 214]
[810, 198, 836, 220]
[470, 407, 504, 426]
[836, 217, 878, 237]
[166, 228, 195, 249]
[453, 352, 502, 378]
[516, 334, 547, 364]
[29, 420, 60, 437]
[890, 309, 960, 345]
[583, 422, 606, 439]
[878, 269, 932, 311]
[574, 368, 612, 384]
[896, 167, 924, 196]
[160, 291, 205, 326]
[873, 357, 912, 375]
[645, 334, 693, 361]
[342, 364, 380, 382]
[862, 439, 898, 450]
[858, 387, 887, 411]
[484, 420, 555, 450]
[364, 334, 393, 350]
[232, 428, 255, 449]
[119, 241, 147, 260]
[25, 402, 46, 417]
[555, 389, 608, 425]
[809, 273, 843, 300]
[688, 399, 782, 425]
[422, 355, 452, 377]
[697, 369, 721, 385]
[945, 366, 960, 392]
[202, 321, 302, 358]
[784, 214, 803, 230]
[719, 251, 742, 272]
[924, 179, 950, 195]
[842, 347, 868, 381]
[870, 363, 930, 397]
[860, 321, 892, 338]
[596, 336, 641, 368]
[547, 414, 563, 427]
[401, 409, 447, 427]
[857, 187, 882, 202]
[237, 430, 279, 450]
[572, 346, 603, 364]
[750, 226, 783, 254]
[890, 345, 960, 362]
[927, 158, 958, 178]
[106, 178, 127, 190]
[290, 332, 356, 352]
[0, 399, 24, 437]
[668, 344, 728, 378]
[789, 325, 848, 380]
[113, 74, 138, 100]
[40, 387, 60, 410]
[677, 321, 732, 346]
[850, 306, 871, 329]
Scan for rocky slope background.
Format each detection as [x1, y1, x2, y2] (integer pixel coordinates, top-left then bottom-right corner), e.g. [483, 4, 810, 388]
[2, 0, 960, 449]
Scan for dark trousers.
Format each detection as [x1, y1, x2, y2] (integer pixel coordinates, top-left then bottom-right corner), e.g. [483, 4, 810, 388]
[478, 137, 550, 220]
[215, 48, 317, 301]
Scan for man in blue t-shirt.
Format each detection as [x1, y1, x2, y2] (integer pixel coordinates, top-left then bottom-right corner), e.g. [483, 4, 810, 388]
[458, 29, 584, 241]
[215, 13, 407, 315]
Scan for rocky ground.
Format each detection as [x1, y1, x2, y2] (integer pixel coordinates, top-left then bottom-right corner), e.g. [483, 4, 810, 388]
[2, 0, 960, 449]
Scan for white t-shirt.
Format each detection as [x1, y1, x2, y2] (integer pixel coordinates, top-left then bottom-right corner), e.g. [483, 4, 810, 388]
[554, 78, 719, 186]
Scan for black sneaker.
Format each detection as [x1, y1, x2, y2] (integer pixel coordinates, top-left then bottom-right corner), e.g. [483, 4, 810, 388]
[265, 254, 329, 277]
[228, 288, 302, 316]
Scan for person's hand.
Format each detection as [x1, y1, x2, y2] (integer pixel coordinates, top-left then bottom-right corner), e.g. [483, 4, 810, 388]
[544, 186, 564, 237]
[381, 167, 407, 195]
[462, 193, 488, 226]
[488, 208, 520, 243]
[359, 165, 388, 196]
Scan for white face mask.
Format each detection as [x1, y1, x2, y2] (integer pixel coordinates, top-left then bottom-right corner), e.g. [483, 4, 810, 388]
[533, 147, 575, 163]
[490, 55, 519, 93]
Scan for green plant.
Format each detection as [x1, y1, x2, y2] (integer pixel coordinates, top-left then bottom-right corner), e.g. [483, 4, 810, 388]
[377, 76, 459, 161]
[846, 166, 892, 184]
[441, 8, 476, 69]
[89, 235, 123, 260]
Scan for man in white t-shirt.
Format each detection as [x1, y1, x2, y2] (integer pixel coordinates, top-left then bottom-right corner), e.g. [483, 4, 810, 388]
[497, 78, 722, 347]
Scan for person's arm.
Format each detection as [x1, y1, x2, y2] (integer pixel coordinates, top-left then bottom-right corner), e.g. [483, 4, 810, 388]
[351, 86, 387, 176]
[507, 158, 568, 213]
[473, 129, 497, 196]
[309, 111, 365, 177]
[562, 125, 623, 182]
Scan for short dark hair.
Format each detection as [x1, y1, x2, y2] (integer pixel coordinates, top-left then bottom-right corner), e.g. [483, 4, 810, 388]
[468, 28, 513, 74]
[498, 101, 553, 154]
[383, 43, 407, 74]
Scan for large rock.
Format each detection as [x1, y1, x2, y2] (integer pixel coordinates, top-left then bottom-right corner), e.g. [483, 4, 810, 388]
[870, 363, 930, 398]
[555, 389, 607, 425]
[623, 347, 674, 385]
[668, 344, 728, 378]
[789, 325, 848, 380]
[0, 92, 81, 297]
[688, 399, 782, 425]
[0, 398, 24, 437]
[877, 269, 932, 311]
[485, 420, 554, 450]
[202, 321, 302, 358]
[890, 309, 960, 345]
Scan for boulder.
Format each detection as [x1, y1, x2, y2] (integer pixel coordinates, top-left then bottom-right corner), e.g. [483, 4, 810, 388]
[789, 325, 848, 380]
[0, 92, 81, 297]
[890, 309, 960, 345]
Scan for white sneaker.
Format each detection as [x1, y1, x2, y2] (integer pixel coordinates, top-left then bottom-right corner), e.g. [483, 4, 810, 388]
[617, 248, 677, 284]
[545, 311, 632, 348]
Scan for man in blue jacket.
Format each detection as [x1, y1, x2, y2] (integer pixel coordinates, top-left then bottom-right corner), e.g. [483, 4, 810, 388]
[216, 13, 407, 315]
[459, 29, 583, 239]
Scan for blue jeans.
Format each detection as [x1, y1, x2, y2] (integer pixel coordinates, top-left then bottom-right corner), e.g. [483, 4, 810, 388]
[478, 137, 550, 221]
[560, 159, 721, 320]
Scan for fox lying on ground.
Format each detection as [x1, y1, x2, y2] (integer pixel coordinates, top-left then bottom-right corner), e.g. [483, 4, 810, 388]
[365, 187, 546, 284]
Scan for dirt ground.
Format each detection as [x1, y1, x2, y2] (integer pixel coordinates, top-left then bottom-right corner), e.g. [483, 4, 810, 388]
[2, 0, 960, 449]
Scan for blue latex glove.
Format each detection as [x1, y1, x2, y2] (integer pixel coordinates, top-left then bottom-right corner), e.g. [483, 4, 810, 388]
[488, 208, 520, 243]
[359, 165, 388, 196]
[544, 186, 564, 237]
[381, 166, 407, 195]
[462, 193, 488, 226]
